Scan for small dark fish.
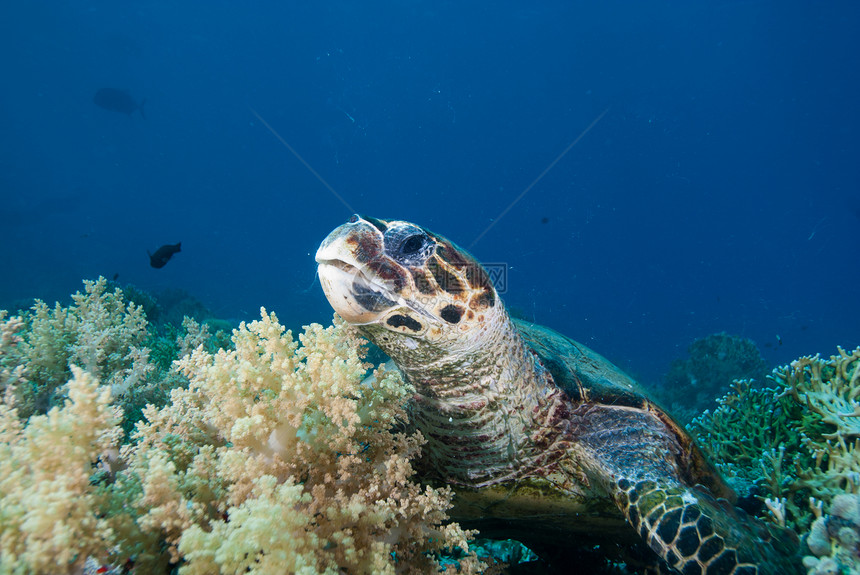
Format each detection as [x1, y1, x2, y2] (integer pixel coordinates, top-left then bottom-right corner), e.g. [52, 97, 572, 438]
[93, 88, 146, 119]
[148, 242, 181, 268]
[541, 217, 550, 224]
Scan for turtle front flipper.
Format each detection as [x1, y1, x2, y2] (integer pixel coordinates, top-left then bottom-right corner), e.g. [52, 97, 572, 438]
[615, 477, 800, 575]
[574, 403, 801, 575]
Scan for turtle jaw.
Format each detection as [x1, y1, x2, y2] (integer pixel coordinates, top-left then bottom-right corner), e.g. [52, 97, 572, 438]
[316, 257, 438, 334]
[317, 260, 386, 325]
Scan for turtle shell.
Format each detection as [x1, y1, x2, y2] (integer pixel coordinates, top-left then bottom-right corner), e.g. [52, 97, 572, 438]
[514, 318, 646, 407]
[513, 318, 735, 502]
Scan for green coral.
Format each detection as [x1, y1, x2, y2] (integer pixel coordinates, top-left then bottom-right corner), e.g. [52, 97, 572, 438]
[0, 278, 233, 438]
[690, 347, 860, 536]
[0, 277, 149, 419]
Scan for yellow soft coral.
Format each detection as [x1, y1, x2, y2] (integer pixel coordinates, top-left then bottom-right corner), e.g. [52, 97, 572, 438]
[0, 284, 482, 573]
[124, 309, 481, 574]
[0, 311, 26, 402]
[0, 366, 121, 575]
[178, 476, 327, 575]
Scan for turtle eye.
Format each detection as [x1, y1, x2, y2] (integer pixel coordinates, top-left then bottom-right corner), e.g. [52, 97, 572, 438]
[384, 225, 434, 265]
[400, 234, 426, 255]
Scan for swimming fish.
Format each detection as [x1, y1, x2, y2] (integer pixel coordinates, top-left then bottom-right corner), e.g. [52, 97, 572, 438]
[93, 88, 146, 119]
[148, 243, 181, 268]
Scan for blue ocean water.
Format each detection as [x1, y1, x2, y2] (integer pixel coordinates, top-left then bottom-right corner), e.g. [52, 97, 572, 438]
[1, 1, 857, 385]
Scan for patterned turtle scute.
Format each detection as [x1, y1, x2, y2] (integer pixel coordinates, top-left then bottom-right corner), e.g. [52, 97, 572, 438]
[698, 536, 724, 563]
[657, 508, 683, 543]
[676, 526, 701, 558]
[617, 479, 782, 574]
[682, 563, 702, 575]
[697, 515, 714, 538]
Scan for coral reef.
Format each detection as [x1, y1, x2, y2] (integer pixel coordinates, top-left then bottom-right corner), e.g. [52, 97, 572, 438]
[0, 278, 228, 435]
[0, 280, 480, 574]
[0, 277, 149, 418]
[778, 349, 860, 508]
[663, 332, 769, 420]
[690, 347, 860, 568]
[118, 283, 218, 329]
[687, 378, 804, 503]
[7, 277, 855, 574]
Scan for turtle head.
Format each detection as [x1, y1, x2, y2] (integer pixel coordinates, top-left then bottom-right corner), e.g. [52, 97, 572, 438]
[316, 215, 504, 361]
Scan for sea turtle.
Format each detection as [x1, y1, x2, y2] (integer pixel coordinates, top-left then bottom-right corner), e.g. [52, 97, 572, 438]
[315, 215, 800, 574]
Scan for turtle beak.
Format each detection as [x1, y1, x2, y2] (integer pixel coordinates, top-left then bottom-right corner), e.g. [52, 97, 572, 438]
[316, 220, 397, 324]
[317, 264, 390, 324]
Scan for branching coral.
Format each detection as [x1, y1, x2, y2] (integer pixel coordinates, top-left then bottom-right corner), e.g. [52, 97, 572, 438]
[780, 348, 860, 440]
[777, 349, 860, 514]
[688, 379, 805, 504]
[690, 347, 860, 537]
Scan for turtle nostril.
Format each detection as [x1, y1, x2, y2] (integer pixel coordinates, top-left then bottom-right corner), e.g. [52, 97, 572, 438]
[348, 214, 359, 223]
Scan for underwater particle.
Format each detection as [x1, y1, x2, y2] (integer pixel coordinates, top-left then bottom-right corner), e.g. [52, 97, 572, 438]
[93, 88, 146, 119]
[148, 242, 181, 268]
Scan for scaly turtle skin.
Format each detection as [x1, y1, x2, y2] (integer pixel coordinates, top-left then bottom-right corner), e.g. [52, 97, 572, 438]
[315, 215, 800, 574]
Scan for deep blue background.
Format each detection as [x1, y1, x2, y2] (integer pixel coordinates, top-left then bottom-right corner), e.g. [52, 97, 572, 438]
[1, 1, 858, 384]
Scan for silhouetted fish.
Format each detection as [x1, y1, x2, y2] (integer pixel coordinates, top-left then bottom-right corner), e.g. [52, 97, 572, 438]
[93, 88, 146, 119]
[148, 243, 181, 268]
